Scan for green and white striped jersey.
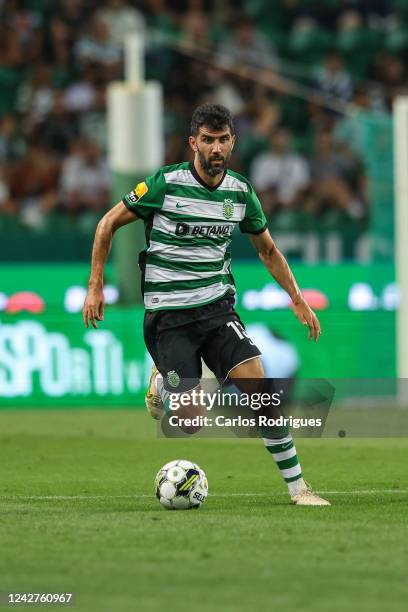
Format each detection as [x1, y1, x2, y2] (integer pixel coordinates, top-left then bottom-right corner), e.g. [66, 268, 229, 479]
[122, 161, 267, 311]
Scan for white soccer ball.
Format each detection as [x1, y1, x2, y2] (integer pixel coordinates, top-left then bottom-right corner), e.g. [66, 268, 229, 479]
[155, 459, 208, 510]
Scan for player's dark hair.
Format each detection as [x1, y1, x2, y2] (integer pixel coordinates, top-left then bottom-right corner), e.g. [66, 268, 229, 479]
[190, 103, 235, 136]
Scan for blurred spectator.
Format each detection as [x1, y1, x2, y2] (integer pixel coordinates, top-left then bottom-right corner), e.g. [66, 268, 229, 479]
[37, 90, 78, 156]
[370, 53, 407, 111]
[181, 5, 212, 48]
[314, 51, 353, 102]
[17, 63, 54, 127]
[5, 0, 44, 64]
[333, 83, 383, 157]
[52, 0, 88, 33]
[45, 16, 77, 87]
[217, 17, 278, 71]
[145, 0, 176, 38]
[308, 128, 365, 218]
[0, 115, 25, 162]
[9, 141, 59, 228]
[79, 86, 108, 152]
[97, 0, 146, 47]
[74, 14, 122, 75]
[0, 21, 23, 68]
[250, 128, 310, 214]
[59, 138, 111, 217]
[0, 165, 18, 216]
[64, 63, 101, 113]
[210, 74, 246, 115]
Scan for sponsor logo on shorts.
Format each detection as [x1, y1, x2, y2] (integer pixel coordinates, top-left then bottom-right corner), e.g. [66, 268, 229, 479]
[167, 370, 180, 388]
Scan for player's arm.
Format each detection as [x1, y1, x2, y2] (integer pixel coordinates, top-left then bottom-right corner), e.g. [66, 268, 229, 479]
[249, 229, 321, 341]
[83, 202, 138, 328]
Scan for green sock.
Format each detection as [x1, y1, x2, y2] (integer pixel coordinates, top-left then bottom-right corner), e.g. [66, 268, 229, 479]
[263, 435, 306, 496]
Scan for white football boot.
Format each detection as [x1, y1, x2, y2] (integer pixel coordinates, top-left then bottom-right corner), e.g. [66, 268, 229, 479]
[291, 482, 331, 506]
[145, 366, 164, 420]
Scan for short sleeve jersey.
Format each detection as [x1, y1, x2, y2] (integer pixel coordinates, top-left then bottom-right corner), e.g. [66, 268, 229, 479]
[122, 161, 267, 311]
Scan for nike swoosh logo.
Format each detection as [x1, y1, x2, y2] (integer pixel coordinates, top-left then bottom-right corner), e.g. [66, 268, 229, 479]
[176, 203, 189, 208]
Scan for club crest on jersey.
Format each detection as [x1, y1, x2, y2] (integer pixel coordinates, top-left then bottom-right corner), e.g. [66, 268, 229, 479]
[167, 370, 180, 388]
[223, 199, 234, 219]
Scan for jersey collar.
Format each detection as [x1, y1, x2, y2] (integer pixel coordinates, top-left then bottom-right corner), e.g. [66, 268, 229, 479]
[189, 161, 227, 192]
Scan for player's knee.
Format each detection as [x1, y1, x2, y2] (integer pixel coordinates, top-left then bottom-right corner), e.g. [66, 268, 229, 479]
[229, 356, 264, 379]
[251, 358, 265, 378]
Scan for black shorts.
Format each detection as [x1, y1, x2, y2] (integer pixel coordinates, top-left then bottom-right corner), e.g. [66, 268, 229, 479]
[144, 297, 261, 392]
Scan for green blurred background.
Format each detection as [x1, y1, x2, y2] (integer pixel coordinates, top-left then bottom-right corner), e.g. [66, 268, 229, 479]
[0, 0, 402, 407]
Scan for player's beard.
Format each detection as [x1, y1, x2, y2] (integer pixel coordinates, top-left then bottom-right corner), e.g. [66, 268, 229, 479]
[197, 148, 231, 177]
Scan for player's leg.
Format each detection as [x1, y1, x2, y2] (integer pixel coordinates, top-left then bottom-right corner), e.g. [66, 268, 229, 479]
[227, 358, 305, 496]
[203, 317, 330, 505]
[145, 365, 165, 420]
[144, 314, 207, 433]
[229, 358, 330, 505]
[146, 370, 207, 435]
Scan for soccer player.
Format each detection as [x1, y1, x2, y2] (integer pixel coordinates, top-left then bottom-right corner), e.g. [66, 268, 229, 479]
[83, 104, 330, 506]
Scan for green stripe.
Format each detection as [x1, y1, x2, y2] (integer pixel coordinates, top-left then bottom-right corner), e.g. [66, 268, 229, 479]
[150, 228, 229, 248]
[266, 441, 294, 454]
[165, 183, 247, 203]
[144, 274, 231, 293]
[161, 210, 226, 223]
[275, 455, 299, 471]
[285, 473, 303, 483]
[147, 254, 227, 273]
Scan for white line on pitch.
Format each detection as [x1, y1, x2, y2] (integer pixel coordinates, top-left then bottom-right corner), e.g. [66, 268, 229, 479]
[0, 489, 407, 501]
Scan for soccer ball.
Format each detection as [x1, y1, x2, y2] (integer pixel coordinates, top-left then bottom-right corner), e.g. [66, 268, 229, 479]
[155, 459, 208, 510]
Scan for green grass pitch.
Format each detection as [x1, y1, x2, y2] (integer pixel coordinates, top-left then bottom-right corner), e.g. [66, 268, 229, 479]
[0, 409, 407, 612]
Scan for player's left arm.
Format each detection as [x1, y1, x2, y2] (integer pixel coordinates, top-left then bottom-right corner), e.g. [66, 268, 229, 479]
[249, 229, 321, 341]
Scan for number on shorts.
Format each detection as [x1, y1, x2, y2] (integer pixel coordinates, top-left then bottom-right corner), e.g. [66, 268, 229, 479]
[227, 321, 254, 345]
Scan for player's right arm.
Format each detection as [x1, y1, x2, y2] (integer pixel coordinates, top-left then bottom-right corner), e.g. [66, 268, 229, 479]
[83, 202, 138, 328]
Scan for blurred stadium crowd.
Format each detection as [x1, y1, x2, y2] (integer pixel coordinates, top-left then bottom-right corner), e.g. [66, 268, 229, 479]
[0, 0, 407, 231]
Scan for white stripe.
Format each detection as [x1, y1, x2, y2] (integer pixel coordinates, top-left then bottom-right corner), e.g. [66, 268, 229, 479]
[263, 436, 293, 447]
[163, 169, 249, 193]
[148, 240, 227, 262]
[281, 465, 302, 479]
[144, 282, 234, 309]
[164, 169, 201, 187]
[1, 489, 406, 501]
[145, 260, 230, 283]
[153, 213, 235, 237]
[270, 447, 297, 462]
[219, 174, 248, 192]
[162, 194, 245, 221]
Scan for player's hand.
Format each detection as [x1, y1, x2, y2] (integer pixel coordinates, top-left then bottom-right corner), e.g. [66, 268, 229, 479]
[83, 285, 104, 328]
[292, 296, 321, 341]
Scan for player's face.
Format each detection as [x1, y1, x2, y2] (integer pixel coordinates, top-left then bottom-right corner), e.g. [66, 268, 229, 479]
[190, 126, 235, 177]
